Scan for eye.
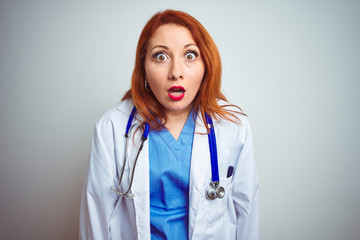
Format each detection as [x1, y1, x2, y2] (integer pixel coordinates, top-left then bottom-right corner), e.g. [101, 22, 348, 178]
[153, 52, 168, 62]
[185, 51, 198, 61]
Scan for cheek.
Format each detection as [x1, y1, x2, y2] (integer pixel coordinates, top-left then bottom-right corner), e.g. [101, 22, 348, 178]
[191, 66, 205, 86]
[146, 70, 164, 88]
[145, 63, 159, 85]
[145, 60, 167, 81]
[144, 60, 152, 80]
[194, 61, 205, 77]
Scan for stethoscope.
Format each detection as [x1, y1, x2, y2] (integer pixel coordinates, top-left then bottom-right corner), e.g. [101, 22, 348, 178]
[110, 106, 225, 200]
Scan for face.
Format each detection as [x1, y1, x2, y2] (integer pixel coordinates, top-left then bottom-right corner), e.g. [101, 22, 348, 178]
[144, 24, 205, 116]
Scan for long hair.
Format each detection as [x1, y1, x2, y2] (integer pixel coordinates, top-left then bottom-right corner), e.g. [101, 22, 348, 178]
[122, 9, 244, 131]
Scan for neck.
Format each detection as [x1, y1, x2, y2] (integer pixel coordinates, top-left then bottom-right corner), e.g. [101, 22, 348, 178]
[164, 107, 193, 140]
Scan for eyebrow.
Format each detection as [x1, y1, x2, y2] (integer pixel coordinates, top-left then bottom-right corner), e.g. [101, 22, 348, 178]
[151, 45, 169, 51]
[184, 43, 197, 48]
[151, 43, 198, 51]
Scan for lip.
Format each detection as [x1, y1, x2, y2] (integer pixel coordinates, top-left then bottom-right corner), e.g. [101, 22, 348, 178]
[167, 86, 185, 101]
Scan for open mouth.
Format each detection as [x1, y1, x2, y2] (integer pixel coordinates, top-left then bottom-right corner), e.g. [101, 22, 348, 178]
[168, 86, 185, 101]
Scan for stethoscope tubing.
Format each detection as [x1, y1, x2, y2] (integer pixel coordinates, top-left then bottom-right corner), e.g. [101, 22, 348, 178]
[113, 106, 149, 198]
[112, 106, 223, 200]
[117, 106, 138, 193]
[205, 113, 220, 183]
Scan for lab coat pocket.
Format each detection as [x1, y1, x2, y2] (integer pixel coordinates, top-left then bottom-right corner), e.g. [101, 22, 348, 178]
[204, 176, 233, 224]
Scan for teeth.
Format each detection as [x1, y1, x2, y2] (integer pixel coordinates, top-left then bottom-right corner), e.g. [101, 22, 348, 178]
[170, 91, 183, 95]
[169, 89, 184, 92]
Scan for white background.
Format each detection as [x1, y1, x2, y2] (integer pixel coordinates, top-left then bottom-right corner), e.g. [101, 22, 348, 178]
[1, 0, 359, 239]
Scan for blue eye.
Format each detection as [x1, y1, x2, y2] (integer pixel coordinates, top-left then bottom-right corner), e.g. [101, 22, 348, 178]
[185, 51, 198, 61]
[154, 53, 168, 62]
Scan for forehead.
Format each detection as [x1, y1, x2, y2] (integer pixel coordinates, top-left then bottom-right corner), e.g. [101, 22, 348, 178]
[147, 24, 196, 49]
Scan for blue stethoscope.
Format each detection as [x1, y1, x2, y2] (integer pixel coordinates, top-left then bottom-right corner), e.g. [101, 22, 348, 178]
[111, 106, 225, 200]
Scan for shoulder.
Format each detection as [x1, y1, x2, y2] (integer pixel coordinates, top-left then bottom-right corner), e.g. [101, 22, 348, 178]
[95, 99, 134, 129]
[215, 99, 252, 141]
[216, 99, 250, 126]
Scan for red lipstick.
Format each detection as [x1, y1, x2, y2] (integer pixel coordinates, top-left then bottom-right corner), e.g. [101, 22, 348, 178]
[168, 86, 185, 101]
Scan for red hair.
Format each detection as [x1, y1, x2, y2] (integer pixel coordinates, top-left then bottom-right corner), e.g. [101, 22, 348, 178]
[122, 9, 244, 131]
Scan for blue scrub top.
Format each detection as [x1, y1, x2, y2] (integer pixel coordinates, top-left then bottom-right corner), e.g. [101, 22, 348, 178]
[149, 113, 195, 240]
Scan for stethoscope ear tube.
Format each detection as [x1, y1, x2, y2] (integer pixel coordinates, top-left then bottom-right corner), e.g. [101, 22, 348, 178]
[142, 121, 149, 140]
[125, 107, 137, 137]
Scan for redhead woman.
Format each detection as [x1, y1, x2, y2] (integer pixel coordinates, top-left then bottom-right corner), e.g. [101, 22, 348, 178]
[80, 10, 259, 240]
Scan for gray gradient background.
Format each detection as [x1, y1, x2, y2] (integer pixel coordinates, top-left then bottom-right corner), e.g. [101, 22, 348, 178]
[1, 0, 359, 239]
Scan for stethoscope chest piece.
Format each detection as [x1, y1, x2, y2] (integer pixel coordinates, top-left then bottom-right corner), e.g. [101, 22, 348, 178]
[206, 182, 225, 200]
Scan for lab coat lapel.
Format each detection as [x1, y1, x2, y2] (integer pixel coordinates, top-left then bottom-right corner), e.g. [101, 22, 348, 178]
[188, 114, 212, 239]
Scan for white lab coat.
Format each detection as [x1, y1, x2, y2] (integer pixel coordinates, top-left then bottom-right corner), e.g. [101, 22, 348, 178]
[80, 99, 259, 240]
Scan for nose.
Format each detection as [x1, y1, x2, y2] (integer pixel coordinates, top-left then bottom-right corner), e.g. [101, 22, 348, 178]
[168, 58, 183, 80]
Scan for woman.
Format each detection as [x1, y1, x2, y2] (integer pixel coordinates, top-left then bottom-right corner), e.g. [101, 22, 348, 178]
[80, 10, 259, 240]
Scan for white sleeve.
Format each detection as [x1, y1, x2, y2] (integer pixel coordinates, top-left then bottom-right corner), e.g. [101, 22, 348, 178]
[232, 119, 260, 240]
[79, 117, 119, 240]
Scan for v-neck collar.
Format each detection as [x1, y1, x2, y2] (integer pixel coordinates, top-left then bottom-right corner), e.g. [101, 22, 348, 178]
[154, 111, 196, 153]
